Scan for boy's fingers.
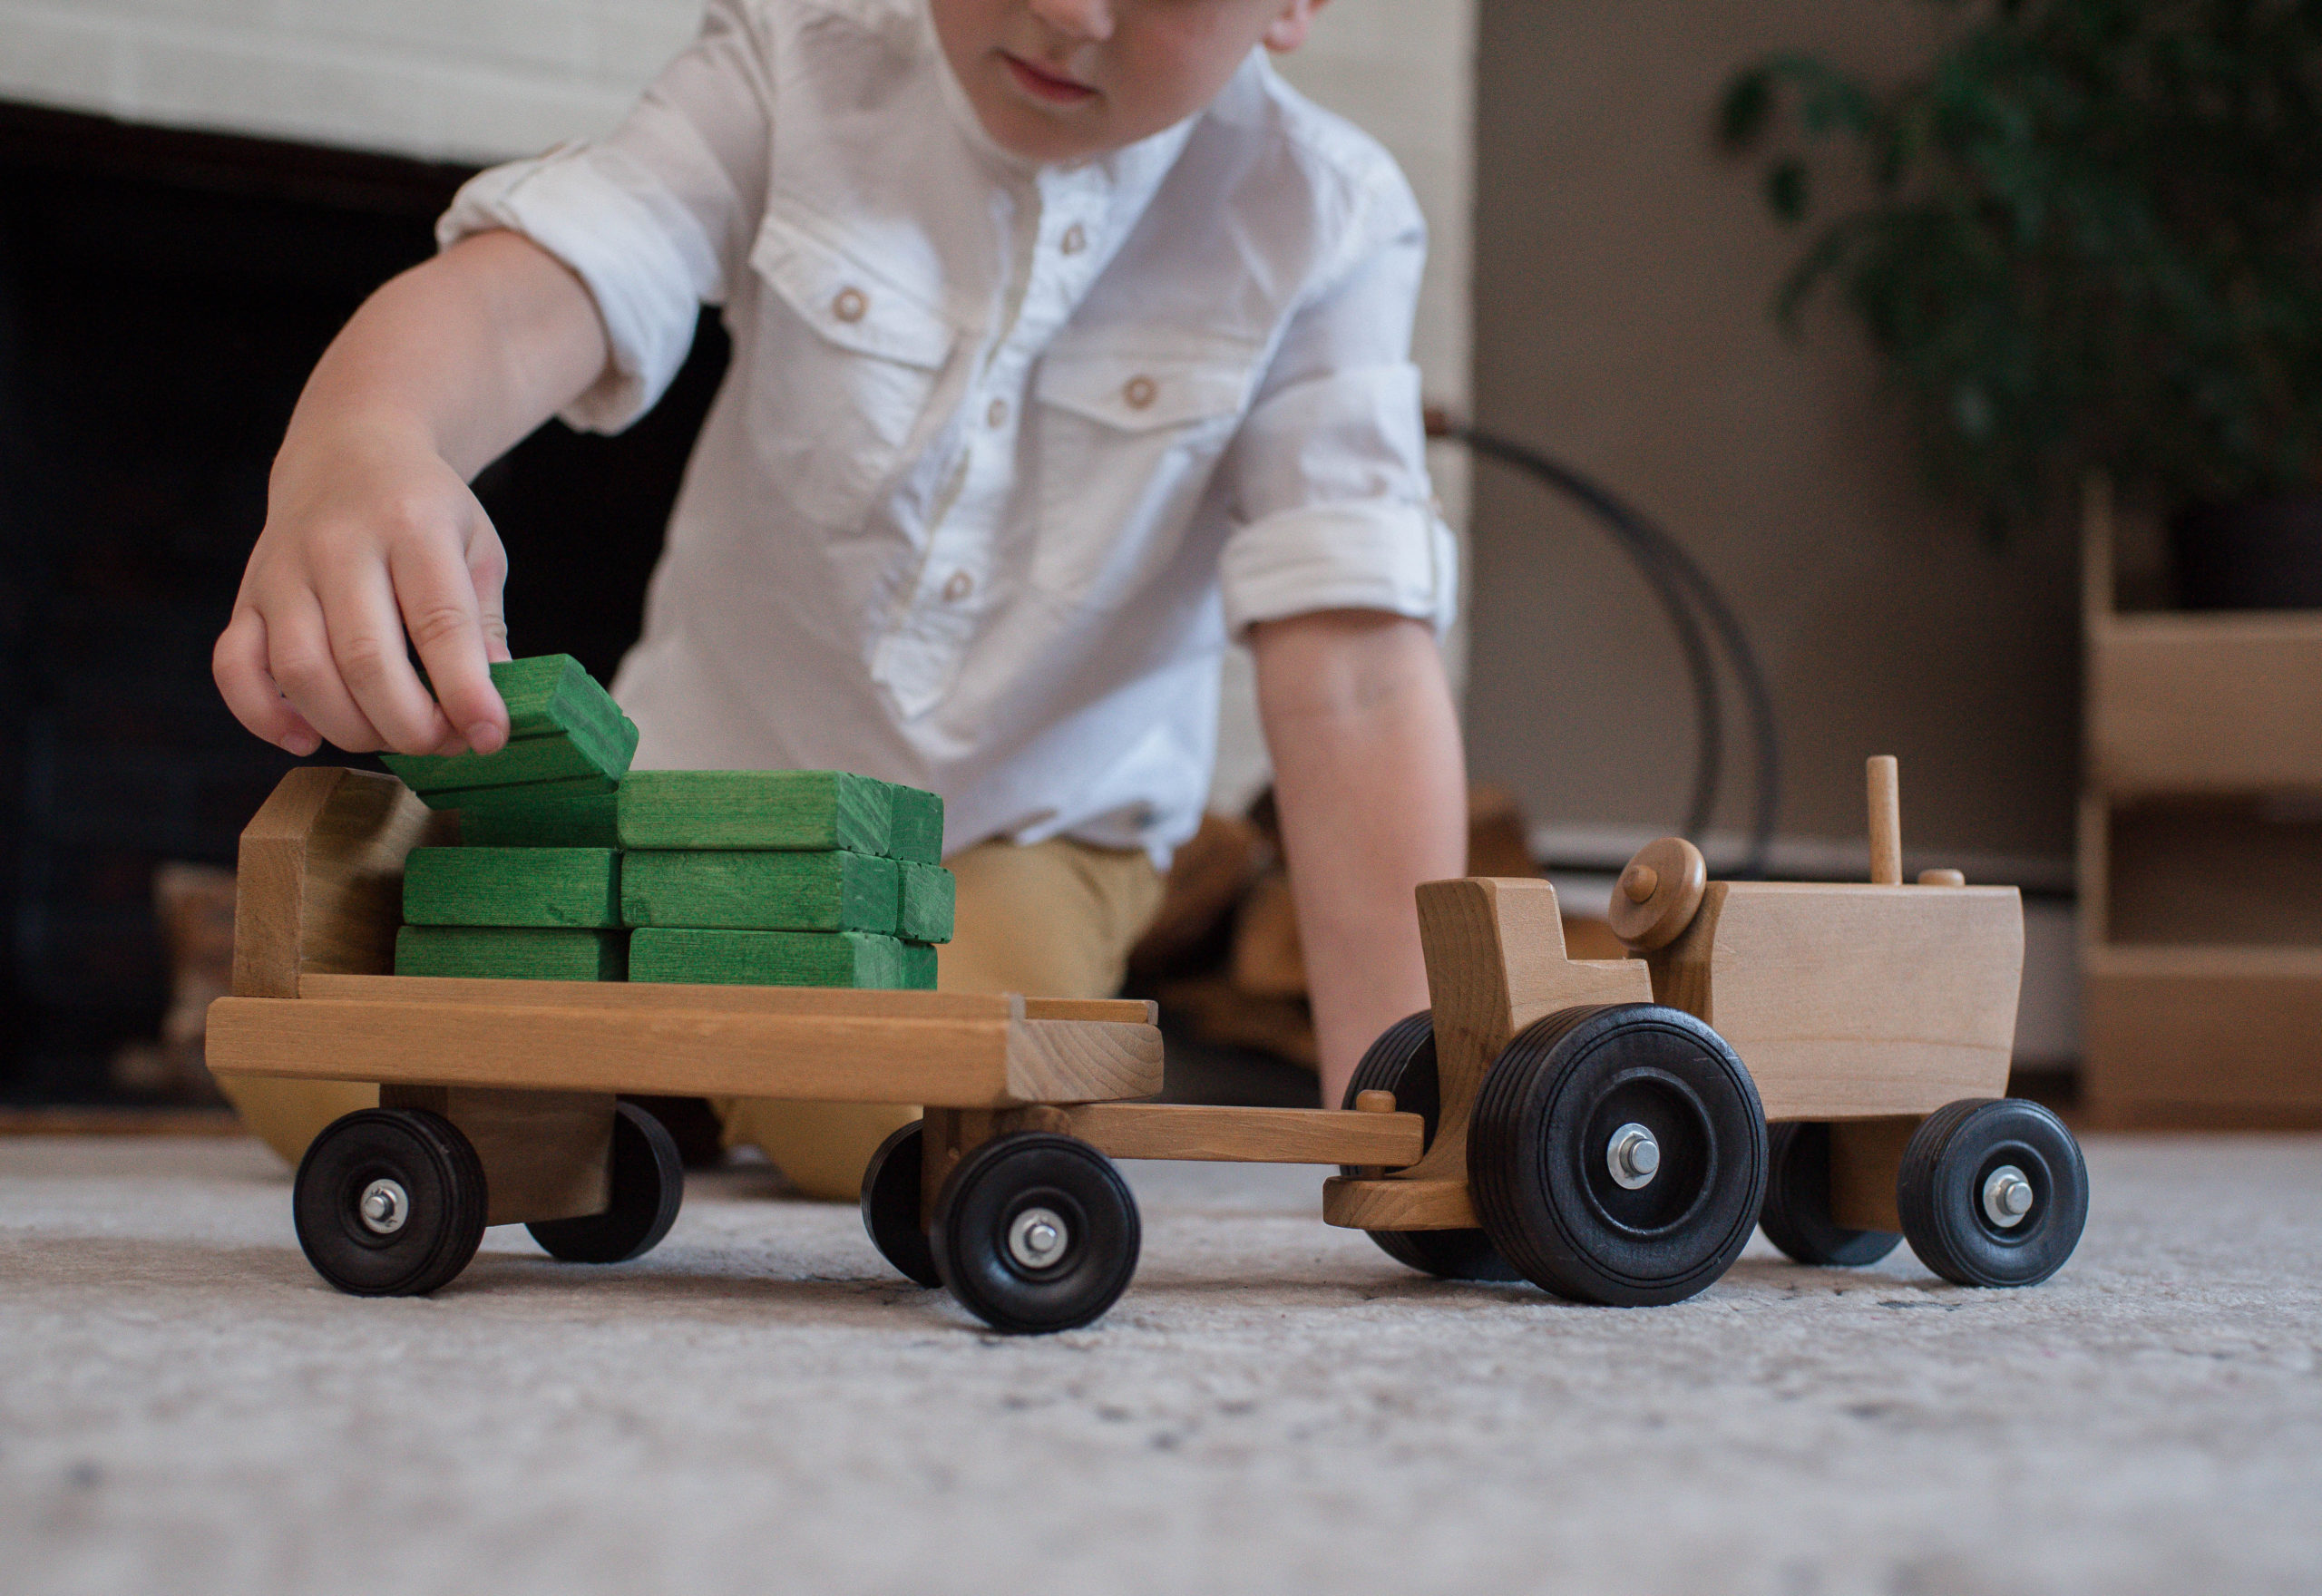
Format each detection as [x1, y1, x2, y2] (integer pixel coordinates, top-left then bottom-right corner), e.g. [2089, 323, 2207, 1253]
[469, 521, 514, 667]
[214, 608, 324, 756]
[266, 595, 389, 753]
[317, 562, 456, 755]
[392, 533, 508, 754]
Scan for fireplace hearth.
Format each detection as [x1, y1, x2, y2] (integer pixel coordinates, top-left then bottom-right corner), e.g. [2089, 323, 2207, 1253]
[0, 103, 728, 1101]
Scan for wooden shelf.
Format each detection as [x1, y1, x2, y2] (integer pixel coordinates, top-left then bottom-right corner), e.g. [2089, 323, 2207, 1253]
[2089, 610, 2322, 793]
[2083, 949, 2322, 1124]
[2081, 482, 2322, 1125]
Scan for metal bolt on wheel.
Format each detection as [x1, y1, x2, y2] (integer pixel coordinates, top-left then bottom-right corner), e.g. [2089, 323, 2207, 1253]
[1607, 1123, 1661, 1189]
[357, 1179, 408, 1235]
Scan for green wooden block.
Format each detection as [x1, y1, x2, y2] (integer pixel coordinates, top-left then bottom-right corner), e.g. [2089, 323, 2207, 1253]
[489, 654, 632, 748]
[621, 851, 899, 934]
[402, 848, 620, 929]
[887, 784, 945, 864]
[384, 733, 626, 799]
[898, 861, 954, 944]
[899, 941, 939, 990]
[394, 925, 628, 981]
[629, 928, 907, 988]
[454, 779, 621, 848]
[618, 771, 891, 854]
[385, 656, 638, 797]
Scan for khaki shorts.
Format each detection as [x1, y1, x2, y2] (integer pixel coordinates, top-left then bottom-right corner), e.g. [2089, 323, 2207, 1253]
[713, 836, 1164, 1197]
[218, 836, 1166, 1202]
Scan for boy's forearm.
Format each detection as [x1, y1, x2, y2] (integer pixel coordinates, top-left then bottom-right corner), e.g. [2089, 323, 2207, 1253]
[1251, 610, 1468, 1107]
[279, 229, 609, 485]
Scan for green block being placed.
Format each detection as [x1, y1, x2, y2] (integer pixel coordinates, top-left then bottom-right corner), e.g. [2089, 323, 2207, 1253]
[454, 778, 621, 848]
[629, 928, 907, 988]
[385, 736, 625, 800]
[618, 771, 891, 854]
[403, 847, 620, 929]
[395, 925, 628, 981]
[887, 785, 945, 864]
[899, 942, 939, 990]
[385, 656, 638, 798]
[621, 851, 899, 934]
[898, 861, 955, 944]
[489, 654, 633, 747]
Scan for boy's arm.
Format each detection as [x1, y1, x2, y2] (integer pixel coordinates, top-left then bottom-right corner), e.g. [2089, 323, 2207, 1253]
[1251, 608, 1468, 1107]
[214, 231, 610, 758]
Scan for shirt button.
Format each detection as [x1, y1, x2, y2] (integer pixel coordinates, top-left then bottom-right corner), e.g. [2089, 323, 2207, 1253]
[1060, 223, 1087, 256]
[986, 398, 1010, 429]
[832, 287, 868, 323]
[942, 570, 974, 603]
[1123, 375, 1157, 410]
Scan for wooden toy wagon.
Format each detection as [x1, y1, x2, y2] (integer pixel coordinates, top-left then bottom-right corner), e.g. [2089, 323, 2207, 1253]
[207, 756, 2086, 1334]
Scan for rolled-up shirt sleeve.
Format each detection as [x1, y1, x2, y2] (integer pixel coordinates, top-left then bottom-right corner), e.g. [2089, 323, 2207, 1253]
[436, 0, 772, 433]
[1217, 170, 1457, 639]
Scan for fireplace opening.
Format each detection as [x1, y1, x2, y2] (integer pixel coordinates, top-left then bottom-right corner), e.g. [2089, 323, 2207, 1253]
[0, 103, 730, 1103]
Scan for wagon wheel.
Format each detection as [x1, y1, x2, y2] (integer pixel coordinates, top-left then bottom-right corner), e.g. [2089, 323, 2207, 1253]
[1468, 1004, 1766, 1306]
[1340, 1012, 1517, 1282]
[295, 1108, 488, 1297]
[1898, 1099, 2087, 1288]
[528, 1102, 685, 1264]
[931, 1132, 1140, 1334]
[860, 1119, 941, 1287]
[1757, 1122, 1902, 1268]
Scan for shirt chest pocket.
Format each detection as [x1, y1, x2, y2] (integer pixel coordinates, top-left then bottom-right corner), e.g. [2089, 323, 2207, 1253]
[746, 215, 959, 531]
[1030, 346, 1258, 610]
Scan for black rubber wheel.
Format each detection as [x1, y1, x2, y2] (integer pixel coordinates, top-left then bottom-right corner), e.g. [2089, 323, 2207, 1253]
[1758, 1122, 1903, 1268]
[295, 1108, 488, 1297]
[1340, 1011, 1517, 1282]
[931, 1132, 1139, 1334]
[860, 1119, 941, 1287]
[1468, 1004, 1767, 1307]
[527, 1102, 685, 1264]
[1898, 1098, 2087, 1288]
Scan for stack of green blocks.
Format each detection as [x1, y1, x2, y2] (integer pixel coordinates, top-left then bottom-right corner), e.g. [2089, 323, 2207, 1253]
[620, 771, 951, 990]
[387, 656, 638, 981]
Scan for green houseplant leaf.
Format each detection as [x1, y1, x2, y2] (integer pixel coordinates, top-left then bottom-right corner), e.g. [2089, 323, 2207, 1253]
[1722, 0, 2322, 534]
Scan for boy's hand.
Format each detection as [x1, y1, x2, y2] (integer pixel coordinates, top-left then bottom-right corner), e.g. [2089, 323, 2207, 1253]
[212, 230, 611, 759]
[215, 420, 512, 758]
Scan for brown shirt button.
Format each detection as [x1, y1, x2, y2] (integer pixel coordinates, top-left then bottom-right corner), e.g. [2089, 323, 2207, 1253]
[1123, 375, 1157, 411]
[1060, 223, 1088, 256]
[987, 398, 1010, 429]
[832, 287, 868, 323]
[942, 569, 974, 603]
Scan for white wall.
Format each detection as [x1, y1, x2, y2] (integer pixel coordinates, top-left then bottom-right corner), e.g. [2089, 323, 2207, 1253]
[0, 0, 700, 162]
[0, 0, 1477, 817]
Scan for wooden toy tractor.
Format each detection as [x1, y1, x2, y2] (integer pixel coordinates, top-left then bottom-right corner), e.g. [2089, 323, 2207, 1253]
[207, 756, 2085, 1333]
[1319, 755, 2087, 1302]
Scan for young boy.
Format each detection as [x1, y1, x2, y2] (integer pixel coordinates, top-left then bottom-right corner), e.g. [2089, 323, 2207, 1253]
[213, 0, 1467, 1195]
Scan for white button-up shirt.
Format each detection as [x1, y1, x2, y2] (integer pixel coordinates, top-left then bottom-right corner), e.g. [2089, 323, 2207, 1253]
[440, 0, 1455, 862]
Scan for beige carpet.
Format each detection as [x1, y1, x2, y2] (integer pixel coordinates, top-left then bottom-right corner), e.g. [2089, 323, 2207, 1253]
[3, 1134, 2318, 1595]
